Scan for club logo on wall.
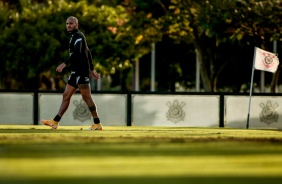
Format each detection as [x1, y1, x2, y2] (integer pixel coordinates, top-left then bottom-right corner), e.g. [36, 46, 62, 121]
[166, 99, 185, 123]
[259, 101, 278, 125]
[73, 99, 91, 122]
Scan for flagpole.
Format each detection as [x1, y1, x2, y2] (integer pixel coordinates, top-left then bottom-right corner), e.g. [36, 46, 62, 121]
[246, 47, 257, 129]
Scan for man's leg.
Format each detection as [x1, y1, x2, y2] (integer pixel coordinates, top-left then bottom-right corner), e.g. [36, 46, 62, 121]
[78, 83, 102, 130]
[41, 84, 76, 129]
[57, 84, 77, 117]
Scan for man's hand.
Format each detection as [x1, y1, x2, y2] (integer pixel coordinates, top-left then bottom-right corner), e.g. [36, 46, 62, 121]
[56, 63, 66, 72]
[91, 69, 100, 80]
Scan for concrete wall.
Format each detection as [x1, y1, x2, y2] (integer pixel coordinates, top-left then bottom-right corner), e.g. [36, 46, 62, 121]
[39, 93, 127, 126]
[225, 96, 282, 129]
[132, 94, 219, 127]
[1, 92, 282, 129]
[0, 93, 33, 125]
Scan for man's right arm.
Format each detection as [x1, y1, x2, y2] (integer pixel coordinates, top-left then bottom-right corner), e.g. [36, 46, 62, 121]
[56, 63, 66, 72]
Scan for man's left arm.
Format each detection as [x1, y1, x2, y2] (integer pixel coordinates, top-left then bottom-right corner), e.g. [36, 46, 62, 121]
[87, 49, 100, 80]
[87, 49, 94, 71]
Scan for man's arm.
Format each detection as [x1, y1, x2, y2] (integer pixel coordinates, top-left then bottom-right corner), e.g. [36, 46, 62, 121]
[56, 63, 66, 72]
[88, 49, 100, 79]
[87, 49, 94, 71]
[91, 69, 100, 80]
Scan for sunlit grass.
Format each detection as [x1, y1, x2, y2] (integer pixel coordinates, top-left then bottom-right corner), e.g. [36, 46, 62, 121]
[0, 125, 282, 184]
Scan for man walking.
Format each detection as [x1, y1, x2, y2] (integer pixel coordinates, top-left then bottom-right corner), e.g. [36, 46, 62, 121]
[41, 16, 102, 130]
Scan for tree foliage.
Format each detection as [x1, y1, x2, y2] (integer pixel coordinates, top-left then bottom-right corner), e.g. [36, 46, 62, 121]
[0, 0, 159, 89]
[165, 0, 282, 92]
[1, 0, 282, 92]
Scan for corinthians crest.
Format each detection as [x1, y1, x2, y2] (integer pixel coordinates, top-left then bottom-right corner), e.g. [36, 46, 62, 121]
[73, 99, 92, 122]
[256, 47, 279, 72]
[259, 101, 279, 125]
[166, 99, 185, 123]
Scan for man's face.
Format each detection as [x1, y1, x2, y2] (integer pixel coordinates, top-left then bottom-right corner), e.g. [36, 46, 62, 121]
[66, 18, 78, 32]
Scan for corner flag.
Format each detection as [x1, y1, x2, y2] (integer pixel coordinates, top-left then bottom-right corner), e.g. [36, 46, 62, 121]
[246, 47, 279, 129]
[254, 47, 279, 73]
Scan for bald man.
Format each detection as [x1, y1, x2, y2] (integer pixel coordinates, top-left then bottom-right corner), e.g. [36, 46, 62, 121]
[41, 16, 102, 130]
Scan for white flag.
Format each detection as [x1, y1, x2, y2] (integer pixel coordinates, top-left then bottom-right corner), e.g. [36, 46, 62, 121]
[254, 47, 279, 73]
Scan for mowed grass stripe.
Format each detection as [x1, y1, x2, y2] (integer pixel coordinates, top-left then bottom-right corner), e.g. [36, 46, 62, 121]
[1, 155, 282, 177]
[0, 125, 282, 184]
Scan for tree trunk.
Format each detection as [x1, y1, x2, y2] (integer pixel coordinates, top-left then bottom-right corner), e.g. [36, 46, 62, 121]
[195, 45, 212, 92]
[270, 64, 282, 93]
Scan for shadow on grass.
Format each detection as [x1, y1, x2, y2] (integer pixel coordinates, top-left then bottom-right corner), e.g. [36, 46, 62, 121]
[0, 176, 282, 184]
[0, 141, 282, 158]
[1, 140, 282, 158]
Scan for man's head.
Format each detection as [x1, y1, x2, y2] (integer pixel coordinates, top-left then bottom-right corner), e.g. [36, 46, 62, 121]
[66, 16, 78, 33]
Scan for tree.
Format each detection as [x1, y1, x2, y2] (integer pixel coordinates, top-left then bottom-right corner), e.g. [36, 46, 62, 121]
[165, 0, 282, 92]
[0, 0, 158, 90]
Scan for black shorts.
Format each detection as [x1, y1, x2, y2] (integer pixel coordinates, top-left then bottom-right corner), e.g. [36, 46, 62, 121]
[67, 71, 90, 89]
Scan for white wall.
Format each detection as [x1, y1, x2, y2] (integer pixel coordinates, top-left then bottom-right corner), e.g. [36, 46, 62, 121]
[0, 93, 33, 125]
[225, 96, 282, 129]
[2, 92, 282, 129]
[132, 95, 220, 127]
[39, 93, 127, 126]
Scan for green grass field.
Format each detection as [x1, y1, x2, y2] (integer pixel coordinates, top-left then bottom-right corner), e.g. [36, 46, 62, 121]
[1, 125, 282, 184]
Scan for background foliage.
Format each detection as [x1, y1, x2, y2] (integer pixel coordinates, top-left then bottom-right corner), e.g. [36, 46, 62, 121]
[0, 0, 282, 92]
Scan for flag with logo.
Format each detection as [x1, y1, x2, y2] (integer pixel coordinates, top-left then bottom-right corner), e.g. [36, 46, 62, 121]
[246, 47, 279, 129]
[254, 47, 279, 73]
